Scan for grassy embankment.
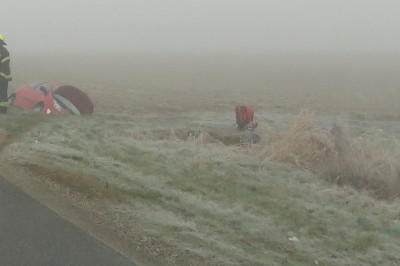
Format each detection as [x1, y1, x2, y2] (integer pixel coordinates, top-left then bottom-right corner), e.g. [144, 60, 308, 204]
[1, 106, 400, 265]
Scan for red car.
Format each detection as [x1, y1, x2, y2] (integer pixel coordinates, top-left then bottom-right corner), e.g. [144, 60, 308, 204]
[8, 81, 94, 115]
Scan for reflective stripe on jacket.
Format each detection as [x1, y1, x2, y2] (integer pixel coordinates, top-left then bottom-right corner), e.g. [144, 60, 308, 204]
[0, 46, 12, 81]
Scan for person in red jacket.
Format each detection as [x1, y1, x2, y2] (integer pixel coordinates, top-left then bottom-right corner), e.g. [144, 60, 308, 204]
[0, 34, 12, 114]
[235, 106, 258, 131]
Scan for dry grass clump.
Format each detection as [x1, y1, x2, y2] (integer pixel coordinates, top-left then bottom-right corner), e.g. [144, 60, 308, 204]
[326, 131, 400, 199]
[257, 110, 332, 172]
[256, 110, 400, 198]
[185, 130, 215, 144]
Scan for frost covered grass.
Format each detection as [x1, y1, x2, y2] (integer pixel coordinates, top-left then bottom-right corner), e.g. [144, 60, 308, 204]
[3, 108, 400, 265]
[4, 54, 400, 265]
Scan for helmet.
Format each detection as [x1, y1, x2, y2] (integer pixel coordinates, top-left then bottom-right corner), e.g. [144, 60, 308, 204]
[0, 34, 6, 45]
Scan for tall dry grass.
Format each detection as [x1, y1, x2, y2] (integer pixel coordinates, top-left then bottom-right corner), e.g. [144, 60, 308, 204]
[255, 110, 400, 198]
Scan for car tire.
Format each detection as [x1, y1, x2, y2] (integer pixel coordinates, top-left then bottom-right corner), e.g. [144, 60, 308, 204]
[8, 94, 16, 106]
[33, 103, 44, 112]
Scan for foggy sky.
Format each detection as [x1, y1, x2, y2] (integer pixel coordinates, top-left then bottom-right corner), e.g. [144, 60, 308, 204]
[2, 0, 400, 55]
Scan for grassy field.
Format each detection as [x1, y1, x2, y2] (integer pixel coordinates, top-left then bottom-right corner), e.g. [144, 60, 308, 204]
[1, 54, 400, 265]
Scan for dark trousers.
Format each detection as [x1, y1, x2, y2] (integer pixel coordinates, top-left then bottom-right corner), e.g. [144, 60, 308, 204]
[0, 79, 8, 114]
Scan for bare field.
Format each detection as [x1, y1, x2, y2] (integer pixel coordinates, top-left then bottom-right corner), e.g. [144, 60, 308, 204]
[11, 54, 400, 117]
[2, 55, 400, 265]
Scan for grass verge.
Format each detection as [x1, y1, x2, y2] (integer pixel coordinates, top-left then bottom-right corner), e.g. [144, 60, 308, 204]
[2, 108, 400, 265]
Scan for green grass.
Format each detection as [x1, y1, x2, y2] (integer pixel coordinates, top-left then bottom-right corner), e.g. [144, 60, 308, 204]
[3, 108, 400, 265]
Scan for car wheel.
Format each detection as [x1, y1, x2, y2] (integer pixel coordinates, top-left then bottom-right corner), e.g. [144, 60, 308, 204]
[8, 94, 16, 105]
[33, 103, 44, 112]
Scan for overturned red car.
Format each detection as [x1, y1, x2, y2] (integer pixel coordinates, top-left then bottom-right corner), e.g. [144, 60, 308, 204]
[8, 81, 94, 115]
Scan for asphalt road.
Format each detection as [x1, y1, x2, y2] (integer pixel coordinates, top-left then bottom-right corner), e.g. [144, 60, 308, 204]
[0, 175, 136, 266]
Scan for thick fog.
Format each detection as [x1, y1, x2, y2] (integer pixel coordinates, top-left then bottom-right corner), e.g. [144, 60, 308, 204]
[1, 0, 400, 55]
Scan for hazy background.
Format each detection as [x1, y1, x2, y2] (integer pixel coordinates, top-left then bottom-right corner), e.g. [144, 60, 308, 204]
[4, 0, 400, 119]
[2, 0, 400, 55]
